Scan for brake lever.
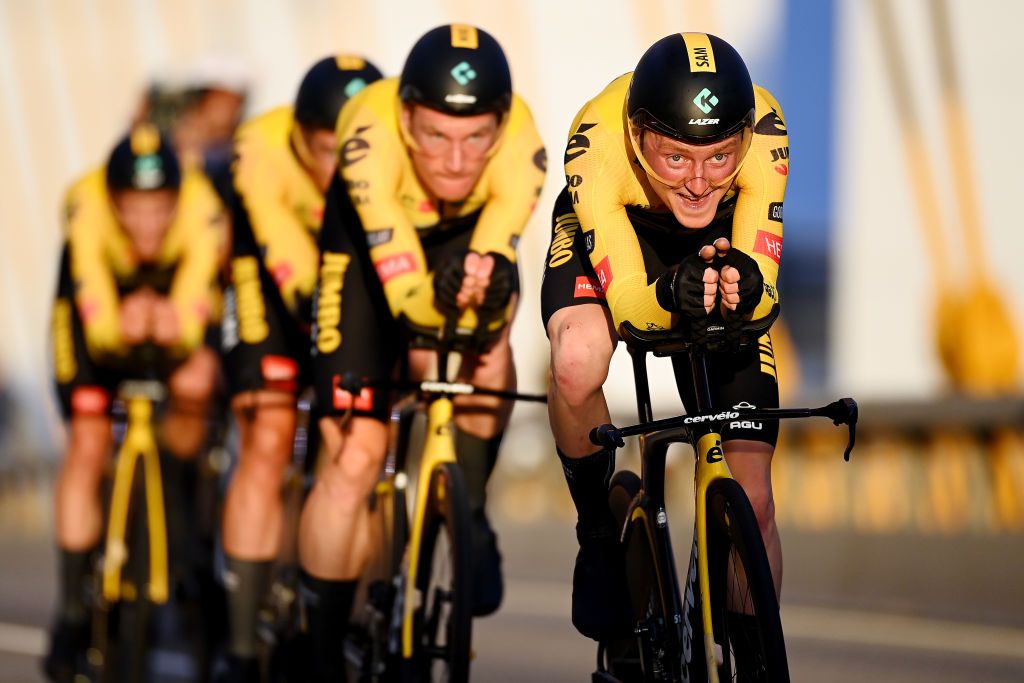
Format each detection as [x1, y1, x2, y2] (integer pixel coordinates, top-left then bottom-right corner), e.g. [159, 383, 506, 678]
[589, 424, 625, 449]
[827, 397, 859, 461]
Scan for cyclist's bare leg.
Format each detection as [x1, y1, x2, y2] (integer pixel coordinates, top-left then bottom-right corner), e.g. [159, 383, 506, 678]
[222, 390, 295, 558]
[547, 304, 631, 639]
[547, 304, 617, 457]
[723, 440, 780, 603]
[298, 416, 388, 579]
[453, 318, 515, 437]
[55, 414, 112, 551]
[161, 346, 220, 459]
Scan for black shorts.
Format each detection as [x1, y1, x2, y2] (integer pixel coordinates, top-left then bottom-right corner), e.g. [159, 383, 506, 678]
[540, 186, 779, 446]
[310, 175, 485, 420]
[221, 196, 313, 398]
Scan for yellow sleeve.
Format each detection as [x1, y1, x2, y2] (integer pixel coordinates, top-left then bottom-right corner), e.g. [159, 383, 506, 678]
[338, 108, 438, 327]
[65, 181, 126, 358]
[169, 178, 228, 353]
[732, 87, 787, 318]
[232, 137, 320, 316]
[469, 100, 547, 260]
[566, 109, 675, 332]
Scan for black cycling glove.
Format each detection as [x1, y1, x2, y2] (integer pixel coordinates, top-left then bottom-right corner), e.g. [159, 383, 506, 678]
[656, 251, 713, 318]
[432, 250, 468, 316]
[717, 249, 764, 317]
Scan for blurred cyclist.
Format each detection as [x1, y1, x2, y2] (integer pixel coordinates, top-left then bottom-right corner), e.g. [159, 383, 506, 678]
[218, 54, 382, 681]
[301, 24, 545, 679]
[542, 33, 788, 648]
[45, 124, 227, 682]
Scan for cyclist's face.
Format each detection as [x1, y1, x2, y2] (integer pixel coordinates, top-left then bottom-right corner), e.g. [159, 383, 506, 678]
[298, 126, 339, 193]
[640, 131, 742, 229]
[111, 189, 179, 262]
[402, 104, 499, 203]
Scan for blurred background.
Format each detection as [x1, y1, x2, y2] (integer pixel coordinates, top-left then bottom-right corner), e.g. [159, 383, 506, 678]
[1, 0, 1023, 681]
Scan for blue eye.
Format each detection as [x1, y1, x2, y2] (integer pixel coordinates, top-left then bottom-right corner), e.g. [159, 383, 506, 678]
[670, 154, 682, 162]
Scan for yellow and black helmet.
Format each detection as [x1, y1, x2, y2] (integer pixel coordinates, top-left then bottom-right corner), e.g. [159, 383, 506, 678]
[399, 24, 512, 117]
[105, 123, 181, 192]
[627, 33, 755, 146]
[294, 54, 383, 131]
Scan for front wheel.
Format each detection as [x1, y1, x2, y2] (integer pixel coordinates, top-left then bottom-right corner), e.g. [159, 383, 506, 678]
[412, 462, 473, 682]
[706, 478, 789, 682]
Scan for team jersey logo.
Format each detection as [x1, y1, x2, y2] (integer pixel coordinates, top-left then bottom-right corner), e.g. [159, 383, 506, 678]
[754, 231, 783, 264]
[692, 87, 719, 114]
[754, 109, 787, 136]
[574, 275, 605, 299]
[450, 61, 477, 86]
[374, 252, 417, 283]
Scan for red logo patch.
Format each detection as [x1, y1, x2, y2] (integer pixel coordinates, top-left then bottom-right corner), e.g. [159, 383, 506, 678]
[71, 386, 110, 415]
[774, 164, 788, 176]
[261, 355, 298, 392]
[374, 253, 417, 283]
[754, 231, 783, 264]
[594, 257, 613, 292]
[78, 300, 100, 324]
[332, 375, 374, 411]
[271, 262, 293, 286]
[418, 199, 435, 213]
[574, 275, 605, 299]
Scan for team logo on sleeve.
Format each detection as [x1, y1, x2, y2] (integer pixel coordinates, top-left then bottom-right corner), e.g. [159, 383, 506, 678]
[754, 109, 787, 136]
[753, 231, 783, 264]
[574, 276, 605, 299]
[564, 122, 596, 163]
[594, 257, 613, 291]
[583, 230, 595, 254]
[548, 213, 580, 268]
[366, 228, 393, 248]
[767, 202, 783, 222]
[374, 252, 417, 283]
[341, 126, 371, 167]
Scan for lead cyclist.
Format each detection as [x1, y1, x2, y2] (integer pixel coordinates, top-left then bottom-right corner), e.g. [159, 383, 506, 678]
[540, 34, 789, 665]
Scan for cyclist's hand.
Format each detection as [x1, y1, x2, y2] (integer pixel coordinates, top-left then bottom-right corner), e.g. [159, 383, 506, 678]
[151, 297, 181, 347]
[477, 252, 517, 316]
[657, 245, 718, 317]
[119, 289, 155, 345]
[433, 251, 467, 316]
[713, 239, 764, 317]
[457, 251, 494, 309]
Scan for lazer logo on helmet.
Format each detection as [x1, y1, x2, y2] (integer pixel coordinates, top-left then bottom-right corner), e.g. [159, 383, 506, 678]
[450, 61, 477, 86]
[445, 93, 477, 105]
[692, 87, 719, 115]
[688, 118, 720, 126]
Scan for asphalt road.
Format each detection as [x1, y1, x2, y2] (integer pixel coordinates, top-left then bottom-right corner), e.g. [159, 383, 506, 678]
[2, 513, 1023, 683]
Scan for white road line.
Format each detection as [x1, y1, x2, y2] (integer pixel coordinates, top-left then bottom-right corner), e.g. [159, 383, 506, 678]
[501, 579, 1024, 661]
[0, 622, 46, 657]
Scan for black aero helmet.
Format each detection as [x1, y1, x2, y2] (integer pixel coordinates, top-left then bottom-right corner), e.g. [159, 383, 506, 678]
[399, 24, 512, 117]
[294, 55, 384, 131]
[106, 123, 181, 192]
[627, 33, 756, 186]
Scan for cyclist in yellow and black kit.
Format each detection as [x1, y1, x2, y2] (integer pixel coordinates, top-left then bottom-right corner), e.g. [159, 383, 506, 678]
[218, 54, 382, 681]
[301, 25, 545, 679]
[541, 33, 788, 644]
[45, 125, 226, 682]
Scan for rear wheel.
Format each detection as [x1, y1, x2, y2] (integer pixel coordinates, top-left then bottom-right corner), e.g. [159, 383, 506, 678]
[706, 478, 789, 682]
[413, 462, 472, 682]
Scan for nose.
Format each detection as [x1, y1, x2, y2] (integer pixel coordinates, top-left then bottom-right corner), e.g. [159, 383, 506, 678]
[685, 175, 710, 197]
[445, 143, 464, 174]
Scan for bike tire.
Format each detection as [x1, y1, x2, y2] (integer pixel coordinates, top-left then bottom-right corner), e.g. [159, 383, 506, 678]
[608, 470, 686, 682]
[412, 462, 473, 683]
[706, 478, 789, 682]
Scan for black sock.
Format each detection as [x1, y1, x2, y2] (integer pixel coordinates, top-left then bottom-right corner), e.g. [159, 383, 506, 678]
[727, 611, 766, 682]
[300, 572, 356, 683]
[454, 428, 502, 517]
[557, 448, 615, 535]
[223, 557, 273, 659]
[57, 547, 94, 624]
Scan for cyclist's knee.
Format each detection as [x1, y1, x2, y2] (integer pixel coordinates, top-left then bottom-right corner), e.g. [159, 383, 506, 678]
[64, 414, 112, 475]
[745, 487, 777, 534]
[168, 347, 219, 404]
[316, 421, 387, 511]
[234, 412, 294, 492]
[549, 313, 613, 408]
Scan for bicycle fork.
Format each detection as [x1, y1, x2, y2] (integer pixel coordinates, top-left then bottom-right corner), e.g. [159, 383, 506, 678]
[400, 396, 456, 658]
[102, 397, 169, 605]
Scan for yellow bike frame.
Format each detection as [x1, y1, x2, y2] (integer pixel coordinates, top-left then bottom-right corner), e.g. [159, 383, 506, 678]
[692, 431, 732, 683]
[400, 396, 457, 658]
[101, 394, 169, 605]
